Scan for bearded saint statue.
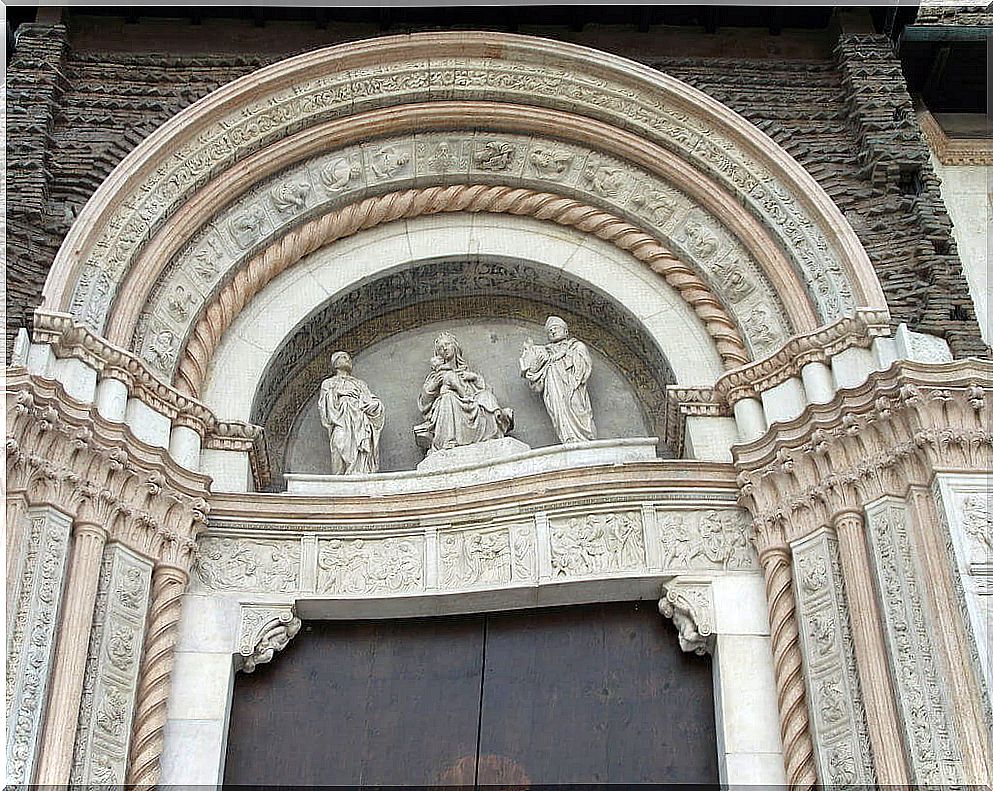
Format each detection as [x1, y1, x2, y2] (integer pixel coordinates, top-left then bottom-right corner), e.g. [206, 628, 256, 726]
[520, 315, 597, 444]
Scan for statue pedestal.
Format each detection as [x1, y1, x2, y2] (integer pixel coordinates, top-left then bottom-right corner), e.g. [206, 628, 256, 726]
[285, 437, 660, 497]
[415, 437, 532, 472]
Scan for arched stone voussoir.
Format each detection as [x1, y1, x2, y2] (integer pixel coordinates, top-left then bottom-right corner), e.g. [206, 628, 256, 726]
[46, 32, 887, 349]
[172, 185, 750, 398]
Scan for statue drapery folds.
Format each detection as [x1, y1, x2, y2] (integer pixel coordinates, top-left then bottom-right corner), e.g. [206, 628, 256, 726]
[520, 316, 597, 444]
[319, 351, 386, 474]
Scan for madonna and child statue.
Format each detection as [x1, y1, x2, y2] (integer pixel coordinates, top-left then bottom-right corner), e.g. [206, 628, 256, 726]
[413, 331, 514, 453]
[318, 318, 599, 475]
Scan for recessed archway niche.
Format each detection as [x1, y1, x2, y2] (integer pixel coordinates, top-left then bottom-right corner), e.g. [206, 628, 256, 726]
[253, 253, 678, 482]
[202, 212, 728, 490]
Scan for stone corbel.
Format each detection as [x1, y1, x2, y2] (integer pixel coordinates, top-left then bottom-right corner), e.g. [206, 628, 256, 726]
[659, 576, 715, 655]
[236, 604, 302, 673]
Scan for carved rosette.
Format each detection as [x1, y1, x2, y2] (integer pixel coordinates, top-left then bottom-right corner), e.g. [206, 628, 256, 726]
[237, 605, 302, 673]
[658, 578, 715, 656]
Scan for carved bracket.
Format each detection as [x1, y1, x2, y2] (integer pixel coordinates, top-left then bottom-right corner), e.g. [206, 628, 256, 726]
[659, 577, 716, 656]
[236, 604, 302, 673]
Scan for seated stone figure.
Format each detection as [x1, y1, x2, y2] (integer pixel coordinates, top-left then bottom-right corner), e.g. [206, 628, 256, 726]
[414, 332, 513, 453]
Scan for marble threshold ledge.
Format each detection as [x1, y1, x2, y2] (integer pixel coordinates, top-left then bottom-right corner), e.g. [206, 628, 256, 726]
[285, 436, 660, 496]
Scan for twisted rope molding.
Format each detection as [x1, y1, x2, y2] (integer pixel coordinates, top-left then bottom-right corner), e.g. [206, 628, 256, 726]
[759, 544, 817, 790]
[126, 565, 188, 786]
[173, 185, 750, 397]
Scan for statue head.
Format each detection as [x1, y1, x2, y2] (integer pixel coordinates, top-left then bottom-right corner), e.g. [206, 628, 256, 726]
[330, 351, 353, 373]
[545, 315, 569, 342]
[433, 332, 465, 366]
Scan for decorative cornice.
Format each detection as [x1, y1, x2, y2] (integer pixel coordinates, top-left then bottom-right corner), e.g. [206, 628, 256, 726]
[734, 359, 993, 545]
[663, 385, 729, 458]
[714, 308, 891, 406]
[202, 421, 271, 491]
[6, 369, 211, 565]
[174, 185, 749, 398]
[33, 311, 214, 434]
[919, 110, 993, 166]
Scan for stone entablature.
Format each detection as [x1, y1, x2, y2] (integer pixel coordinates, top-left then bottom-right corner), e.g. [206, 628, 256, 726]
[193, 496, 756, 601]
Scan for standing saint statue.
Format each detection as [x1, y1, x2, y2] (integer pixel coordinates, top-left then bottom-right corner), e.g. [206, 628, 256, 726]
[520, 316, 597, 443]
[318, 351, 386, 474]
[414, 332, 514, 453]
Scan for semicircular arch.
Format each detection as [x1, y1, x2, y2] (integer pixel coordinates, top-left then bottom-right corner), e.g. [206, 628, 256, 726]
[46, 32, 887, 388]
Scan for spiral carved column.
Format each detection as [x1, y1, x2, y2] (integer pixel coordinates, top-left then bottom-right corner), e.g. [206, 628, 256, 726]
[758, 543, 816, 790]
[127, 563, 188, 786]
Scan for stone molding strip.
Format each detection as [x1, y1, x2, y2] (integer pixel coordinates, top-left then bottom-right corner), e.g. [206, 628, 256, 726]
[208, 460, 739, 525]
[174, 185, 750, 397]
[918, 109, 993, 166]
[32, 310, 265, 451]
[714, 308, 891, 406]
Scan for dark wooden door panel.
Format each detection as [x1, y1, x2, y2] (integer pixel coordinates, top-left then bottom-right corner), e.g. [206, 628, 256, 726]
[223, 602, 718, 787]
[476, 601, 719, 785]
[223, 615, 485, 786]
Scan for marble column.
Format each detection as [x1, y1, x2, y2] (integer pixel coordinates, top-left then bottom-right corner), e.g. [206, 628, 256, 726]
[128, 563, 189, 785]
[733, 397, 767, 443]
[35, 522, 109, 785]
[756, 542, 816, 790]
[832, 510, 908, 785]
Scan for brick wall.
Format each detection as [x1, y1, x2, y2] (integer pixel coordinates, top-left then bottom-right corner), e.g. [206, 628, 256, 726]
[6, 20, 986, 358]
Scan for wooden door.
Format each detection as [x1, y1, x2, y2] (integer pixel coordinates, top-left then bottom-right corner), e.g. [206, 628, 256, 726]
[223, 601, 719, 787]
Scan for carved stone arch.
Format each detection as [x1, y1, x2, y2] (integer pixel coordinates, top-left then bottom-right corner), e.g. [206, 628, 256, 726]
[42, 32, 888, 389]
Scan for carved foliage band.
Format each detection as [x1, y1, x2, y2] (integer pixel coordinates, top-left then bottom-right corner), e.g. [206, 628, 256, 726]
[71, 545, 153, 785]
[863, 500, 965, 785]
[5, 507, 72, 785]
